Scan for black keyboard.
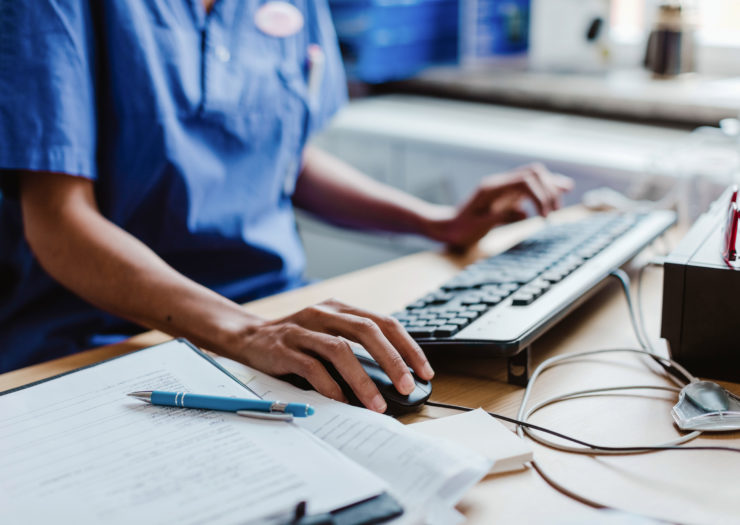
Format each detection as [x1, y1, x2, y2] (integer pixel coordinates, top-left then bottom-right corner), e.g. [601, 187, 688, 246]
[395, 211, 676, 362]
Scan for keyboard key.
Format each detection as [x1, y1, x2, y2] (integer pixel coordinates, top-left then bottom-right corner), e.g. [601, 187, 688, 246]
[442, 305, 470, 314]
[507, 270, 541, 283]
[424, 292, 454, 305]
[518, 289, 542, 300]
[448, 318, 470, 327]
[441, 282, 472, 291]
[460, 294, 482, 306]
[407, 327, 436, 338]
[467, 304, 488, 312]
[511, 292, 535, 306]
[522, 279, 550, 296]
[434, 325, 459, 338]
[542, 270, 565, 284]
[480, 294, 503, 305]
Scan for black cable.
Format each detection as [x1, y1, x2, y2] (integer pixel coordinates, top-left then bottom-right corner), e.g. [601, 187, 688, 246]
[424, 400, 740, 454]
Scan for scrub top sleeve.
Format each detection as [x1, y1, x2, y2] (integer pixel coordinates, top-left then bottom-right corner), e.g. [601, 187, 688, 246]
[0, 0, 98, 191]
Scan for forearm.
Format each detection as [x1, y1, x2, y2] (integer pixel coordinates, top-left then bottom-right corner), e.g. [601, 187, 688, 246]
[293, 145, 454, 240]
[20, 171, 434, 412]
[20, 175, 258, 358]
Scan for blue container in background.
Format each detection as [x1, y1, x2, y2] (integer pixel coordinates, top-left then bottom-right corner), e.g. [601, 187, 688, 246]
[328, 0, 459, 83]
[460, 0, 530, 64]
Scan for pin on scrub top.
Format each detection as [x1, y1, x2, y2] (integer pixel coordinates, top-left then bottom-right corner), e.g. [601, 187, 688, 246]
[255, 1, 305, 38]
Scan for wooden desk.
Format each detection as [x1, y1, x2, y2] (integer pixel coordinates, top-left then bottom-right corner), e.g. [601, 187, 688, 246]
[2, 210, 739, 524]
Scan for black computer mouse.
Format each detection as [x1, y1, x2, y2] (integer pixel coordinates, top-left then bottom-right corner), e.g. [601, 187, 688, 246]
[280, 351, 432, 415]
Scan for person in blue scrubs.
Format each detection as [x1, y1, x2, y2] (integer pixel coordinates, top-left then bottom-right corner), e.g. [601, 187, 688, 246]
[0, 0, 571, 411]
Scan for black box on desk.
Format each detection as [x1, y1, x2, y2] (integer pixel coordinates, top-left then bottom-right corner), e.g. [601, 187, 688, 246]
[661, 191, 740, 382]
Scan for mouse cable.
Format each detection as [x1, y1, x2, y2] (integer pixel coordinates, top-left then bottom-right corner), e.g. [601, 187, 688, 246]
[426, 399, 740, 517]
[515, 347, 707, 453]
[424, 399, 740, 455]
[421, 259, 739, 515]
[424, 268, 732, 454]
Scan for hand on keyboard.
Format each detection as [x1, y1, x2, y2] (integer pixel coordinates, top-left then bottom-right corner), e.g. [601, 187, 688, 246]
[427, 164, 573, 250]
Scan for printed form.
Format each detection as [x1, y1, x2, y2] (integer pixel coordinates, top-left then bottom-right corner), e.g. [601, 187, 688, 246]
[0, 340, 385, 525]
[220, 358, 491, 525]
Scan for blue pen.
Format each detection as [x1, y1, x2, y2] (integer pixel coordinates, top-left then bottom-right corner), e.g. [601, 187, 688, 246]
[128, 390, 314, 420]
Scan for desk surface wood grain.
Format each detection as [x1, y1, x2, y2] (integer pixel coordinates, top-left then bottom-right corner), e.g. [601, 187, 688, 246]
[2, 208, 739, 524]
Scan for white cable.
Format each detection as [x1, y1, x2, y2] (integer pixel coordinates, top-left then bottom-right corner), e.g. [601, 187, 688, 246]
[611, 267, 698, 385]
[515, 347, 702, 453]
[611, 269, 652, 352]
[514, 268, 703, 453]
[499, 253, 709, 512]
[521, 384, 701, 453]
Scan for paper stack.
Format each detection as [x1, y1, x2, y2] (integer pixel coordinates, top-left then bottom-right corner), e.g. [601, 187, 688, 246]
[221, 358, 493, 525]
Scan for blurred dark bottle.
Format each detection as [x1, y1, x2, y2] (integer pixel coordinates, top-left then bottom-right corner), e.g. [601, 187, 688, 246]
[644, 2, 696, 77]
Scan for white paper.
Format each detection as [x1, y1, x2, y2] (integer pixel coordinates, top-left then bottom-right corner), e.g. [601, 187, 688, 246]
[220, 358, 492, 524]
[410, 408, 533, 474]
[0, 340, 386, 525]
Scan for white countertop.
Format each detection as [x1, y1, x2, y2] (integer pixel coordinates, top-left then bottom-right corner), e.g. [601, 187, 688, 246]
[328, 94, 692, 177]
[389, 67, 740, 127]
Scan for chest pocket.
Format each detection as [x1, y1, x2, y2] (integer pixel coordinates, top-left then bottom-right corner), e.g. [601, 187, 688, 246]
[199, 26, 310, 156]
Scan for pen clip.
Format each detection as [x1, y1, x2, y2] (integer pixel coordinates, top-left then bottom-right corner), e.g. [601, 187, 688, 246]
[236, 410, 294, 422]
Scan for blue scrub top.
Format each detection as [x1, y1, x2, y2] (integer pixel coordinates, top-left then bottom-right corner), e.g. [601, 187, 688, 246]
[0, 0, 347, 372]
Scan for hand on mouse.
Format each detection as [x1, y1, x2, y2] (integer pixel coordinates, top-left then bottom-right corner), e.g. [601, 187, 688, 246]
[425, 164, 574, 251]
[233, 298, 434, 413]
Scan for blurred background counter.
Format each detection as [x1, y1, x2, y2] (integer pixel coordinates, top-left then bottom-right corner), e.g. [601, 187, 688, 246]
[380, 68, 740, 128]
[300, 0, 740, 280]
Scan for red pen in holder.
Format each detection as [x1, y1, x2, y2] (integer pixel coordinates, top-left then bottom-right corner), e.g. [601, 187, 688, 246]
[723, 185, 739, 267]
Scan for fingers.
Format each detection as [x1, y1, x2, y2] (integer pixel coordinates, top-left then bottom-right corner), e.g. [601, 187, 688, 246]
[289, 300, 430, 399]
[285, 349, 346, 403]
[247, 299, 435, 413]
[325, 313, 417, 396]
[516, 172, 551, 216]
[530, 165, 559, 214]
[489, 165, 569, 217]
[554, 173, 575, 192]
[332, 302, 434, 381]
[469, 170, 549, 217]
[527, 164, 574, 214]
[286, 327, 387, 413]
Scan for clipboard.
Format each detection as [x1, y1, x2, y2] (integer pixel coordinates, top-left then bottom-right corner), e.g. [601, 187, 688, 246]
[0, 338, 403, 525]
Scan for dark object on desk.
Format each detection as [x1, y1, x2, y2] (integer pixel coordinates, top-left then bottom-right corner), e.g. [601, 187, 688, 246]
[292, 493, 403, 525]
[644, 3, 696, 77]
[281, 349, 432, 416]
[662, 187, 740, 382]
[395, 211, 676, 386]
